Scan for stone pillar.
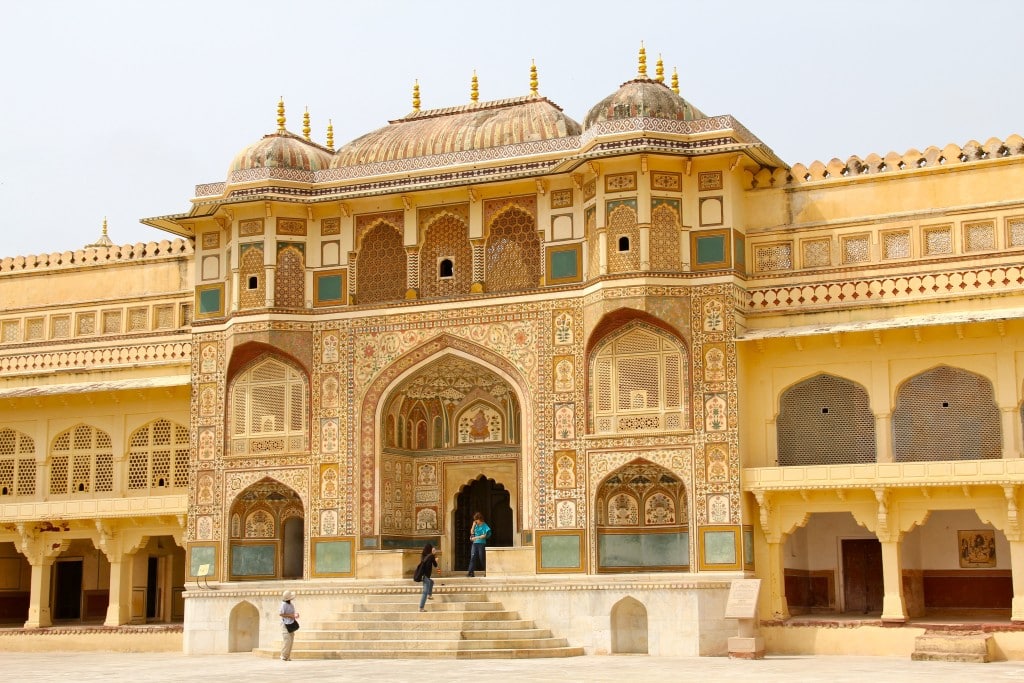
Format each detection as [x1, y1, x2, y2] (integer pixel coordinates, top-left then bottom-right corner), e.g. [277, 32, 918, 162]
[470, 239, 486, 293]
[874, 412, 893, 463]
[405, 247, 419, 300]
[1001, 406, 1021, 459]
[765, 538, 790, 620]
[1010, 540, 1024, 622]
[263, 265, 275, 308]
[879, 538, 907, 622]
[638, 224, 651, 271]
[597, 229, 608, 276]
[25, 557, 55, 628]
[105, 554, 133, 626]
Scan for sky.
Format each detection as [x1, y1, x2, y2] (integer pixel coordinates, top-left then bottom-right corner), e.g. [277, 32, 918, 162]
[1, 0, 1022, 258]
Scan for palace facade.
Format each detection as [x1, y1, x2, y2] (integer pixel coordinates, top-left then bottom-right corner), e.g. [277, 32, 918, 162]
[2, 49, 1024, 658]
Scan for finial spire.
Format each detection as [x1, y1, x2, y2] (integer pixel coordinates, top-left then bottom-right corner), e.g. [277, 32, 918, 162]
[85, 217, 114, 249]
[529, 59, 538, 97]
[470, 70, 479, 103]
[277, 97, 286, 132]
[671, 67, 679, 95]
[656, 54, 664, 83]
[302, 107, 311, 141]
[102, 217, 108, 237]
[638, 42, 647, 78]
[326, 119, 334, 151]
[412, 79, 421, 111]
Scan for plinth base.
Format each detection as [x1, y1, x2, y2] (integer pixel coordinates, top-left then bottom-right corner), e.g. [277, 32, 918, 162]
[728, 635, 764, 660]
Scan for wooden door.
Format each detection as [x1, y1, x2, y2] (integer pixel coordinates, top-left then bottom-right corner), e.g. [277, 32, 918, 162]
[842, 538, 883, 614]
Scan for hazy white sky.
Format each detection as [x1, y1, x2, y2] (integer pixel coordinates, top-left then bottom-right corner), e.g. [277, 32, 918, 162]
[1, 1, 1021, 258]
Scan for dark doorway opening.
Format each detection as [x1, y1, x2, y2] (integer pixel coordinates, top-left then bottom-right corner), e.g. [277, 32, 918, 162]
[54, 559, 83, 620]
[146, 557, 159, 620]
[282, 517, 304, 579]
[453, 476, 513, 572]
[842, 538, 883, 614]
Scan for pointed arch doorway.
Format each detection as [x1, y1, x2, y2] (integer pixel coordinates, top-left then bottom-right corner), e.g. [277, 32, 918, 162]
[453, 476, 513, 572]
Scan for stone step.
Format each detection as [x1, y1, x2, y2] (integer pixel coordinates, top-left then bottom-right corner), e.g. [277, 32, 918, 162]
[361, 592, 490, 604]
[910, 633, 993, 663]
[283, 637, 570, 651]
[297, 628, 553, 641]
[348, 601, 502, 613]
[327, 609, 521, 622]
[315, 618, 538, 631]
[255, 646, 585, 660]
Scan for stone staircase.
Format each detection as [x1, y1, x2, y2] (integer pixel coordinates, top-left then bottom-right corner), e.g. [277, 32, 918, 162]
[255, 590, 583, 659]
[911, 631, 994, 663]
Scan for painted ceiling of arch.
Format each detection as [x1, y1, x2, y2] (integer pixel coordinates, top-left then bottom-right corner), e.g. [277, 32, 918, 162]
[237, 480, 303, 504]
[391, 356, 512, 406]
[600, 459, 682, 491]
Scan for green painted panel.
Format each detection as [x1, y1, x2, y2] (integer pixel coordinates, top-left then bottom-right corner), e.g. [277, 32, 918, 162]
[231, 544, 275, 576]
[734, 233, 745, 266]
[190, 545, 215, 577]
[314, 540, 352, 574]
[743, 528, 755, 568]
[599, 532, 688, 568]
[540, 534, 581, 569]
[317, 275, 343, 302]
[198, 288, 221, 314]
[550, 250, 578, 279]
[704, 530, 737, 565]
[696, 234, 725, 264]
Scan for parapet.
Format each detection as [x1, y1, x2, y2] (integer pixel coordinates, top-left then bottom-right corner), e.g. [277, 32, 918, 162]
[0, 238, 193, 275]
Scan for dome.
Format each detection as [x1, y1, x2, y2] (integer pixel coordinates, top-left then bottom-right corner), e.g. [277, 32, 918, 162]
[228, 131, 333, 179]
[332, 96, 582, 168]
[583, 78, 705, 130]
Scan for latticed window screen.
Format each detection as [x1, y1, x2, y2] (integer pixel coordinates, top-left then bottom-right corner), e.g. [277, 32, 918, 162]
[607, 206, 640, 274]
[356, 222, 406, 304]
[893, 366, 1002, 461]
[239, 246, 266, 309]
[230, 357, 308, 444]
[650, 204, 681, 271]
[274, 246, 305, 308]
[591, 323, 688, 434]
[49, 425, 113, 494]
[777, 374, 876, 466]
[0, 428, 36, 496]
[127, 419, 190, 491]
[485, 208, 540, 293]
[420, 214, 472, 298]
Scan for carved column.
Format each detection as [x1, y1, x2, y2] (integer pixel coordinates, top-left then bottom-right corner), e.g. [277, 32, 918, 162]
[874, 412, 893, 463]
[1001, 406, 1021, 459]
[470, 239, 486, 293]
[874, 489, 907, 622]
[638, 224, 651, 271]
[405, 246, 419, 300]
[96, 522, 148, 626]
[1002, 485, 1024, 622]
[597, 229, 608, 276]
[753, 491, 790, 620]
[17, 524, 68, 628]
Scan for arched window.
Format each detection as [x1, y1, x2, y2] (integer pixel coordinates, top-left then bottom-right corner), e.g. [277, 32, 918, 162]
[0, 428, 36, 496]
[607, 204, 639, 273]
[274, 245, 305, 308]
[49, 425, 113, 495]
[355, 220, 406, 304]
[486, 206, 540, 293]
[618, 235, 631, 252]
[650, 201, 682, 271]
[238, 244, 265, 310]
[777, 374, 875, 466]
[230, 356, 308, 454]
[893, 366, 1001, 461]
[127, 419, 190, 492]
[591, 322, 689, 434]
[419, 212, 471, 298]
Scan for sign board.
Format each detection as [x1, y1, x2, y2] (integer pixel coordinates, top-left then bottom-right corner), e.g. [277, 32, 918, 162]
[724, 578, 761, 619]
[196, 564, 210, 578]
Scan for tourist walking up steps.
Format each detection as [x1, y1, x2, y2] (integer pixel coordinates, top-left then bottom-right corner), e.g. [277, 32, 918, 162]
[466, 511, 491, 577]
[279, 590, 300, 661]
[415, 543, 439, 611]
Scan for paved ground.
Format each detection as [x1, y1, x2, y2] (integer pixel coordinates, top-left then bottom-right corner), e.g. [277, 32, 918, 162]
[7, 651, 1024, 682]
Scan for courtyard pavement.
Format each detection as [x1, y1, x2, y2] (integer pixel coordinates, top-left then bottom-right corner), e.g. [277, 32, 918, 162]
[6, 651, 1024, 682]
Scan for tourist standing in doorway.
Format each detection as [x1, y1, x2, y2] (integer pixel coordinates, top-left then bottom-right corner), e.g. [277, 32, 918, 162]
[466, 511, 491, 577]
[279, 590, 300, 661]
[417, 543, 439, 611]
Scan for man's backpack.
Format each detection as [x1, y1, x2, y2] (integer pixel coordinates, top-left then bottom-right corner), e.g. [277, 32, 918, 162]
[413, 558, 425, 583]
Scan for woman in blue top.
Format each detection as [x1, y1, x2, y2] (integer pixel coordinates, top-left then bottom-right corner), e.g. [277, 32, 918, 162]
[466, 511, 491, 577]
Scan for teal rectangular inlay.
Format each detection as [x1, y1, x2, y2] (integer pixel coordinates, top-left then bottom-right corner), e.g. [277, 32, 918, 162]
[317, 275, 343, 302]
[696, 234, 725, 264]
[314, 540, 352, 574]
[550, 250, 578, 279]
[198, 288, 221, 314]
[540, 534, 581, 569]
[190, 545, 215, 576]
[704, 530, 737, 565]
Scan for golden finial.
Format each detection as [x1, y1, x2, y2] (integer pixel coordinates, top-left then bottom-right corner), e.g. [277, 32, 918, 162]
[656, 54, 664, 83]
[102, 217, 108, 237]
[471, 70, 479, 103]
[277, 97, 286, 132]
[530, 59, 538, 97]
[302, 108, 311, 141]
[412, 79, 421, 112]
[326, 119, 334, 151]
[85, 217, 114, 249]
[638, 43, 647, 78]
[671, 67, 680, 95]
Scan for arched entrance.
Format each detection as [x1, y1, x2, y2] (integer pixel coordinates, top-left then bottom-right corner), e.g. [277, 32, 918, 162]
[227, 478, 304, 581]
[452, 476, 513, 571]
